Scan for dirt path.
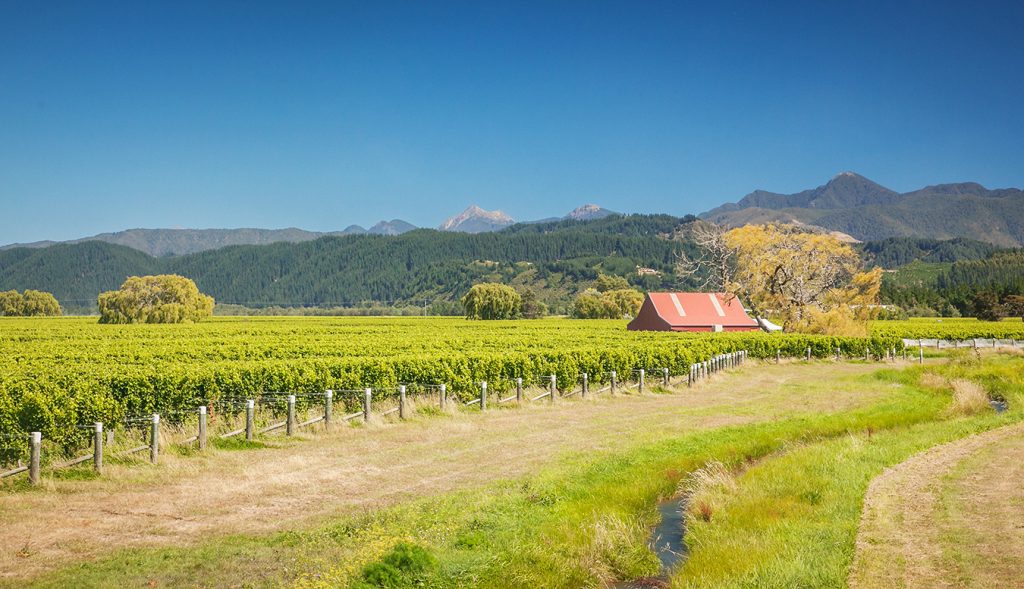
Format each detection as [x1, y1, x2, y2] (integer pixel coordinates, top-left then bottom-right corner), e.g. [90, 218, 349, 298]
[0, 362, 886, 580]
[849, 421, 1024, 589]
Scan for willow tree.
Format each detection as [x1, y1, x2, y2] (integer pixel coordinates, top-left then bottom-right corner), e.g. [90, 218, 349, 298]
[460, 283, 522, 320]
[98, 275, 214, 324]
[677, 223, 881, 335]
[0, 289, 62, 316]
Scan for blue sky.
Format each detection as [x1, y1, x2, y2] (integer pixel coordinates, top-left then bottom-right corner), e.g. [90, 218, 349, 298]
[2, 1, 1023, 243]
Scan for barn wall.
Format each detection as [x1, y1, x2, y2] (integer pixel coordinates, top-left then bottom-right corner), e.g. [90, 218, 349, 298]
[626, 298, 671, 331]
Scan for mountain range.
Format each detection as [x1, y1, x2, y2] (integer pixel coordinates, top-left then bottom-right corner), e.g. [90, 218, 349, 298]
[1, 204, 617, 257]
[702, 172, 1024, 247]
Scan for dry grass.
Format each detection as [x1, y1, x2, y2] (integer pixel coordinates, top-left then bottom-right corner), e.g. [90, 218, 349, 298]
[918, 372, 991, 416]
[949, 379, 991, 416]
[0, 362, 888, 581]
[919, 372, 948, 390]
[848, 422, 1024, 589]
[580, 514, 654, 580]
[681, 461, 736, 524]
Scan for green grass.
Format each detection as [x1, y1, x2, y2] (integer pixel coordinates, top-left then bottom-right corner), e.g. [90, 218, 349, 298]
[671, 355, 1024, 588]
[24, 362, 985, 589]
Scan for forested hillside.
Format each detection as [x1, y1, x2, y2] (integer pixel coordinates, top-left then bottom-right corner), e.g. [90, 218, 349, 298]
[3, 213, 1018, 317]
[0, 215, 693, 314]
[860, 237, 998, 268]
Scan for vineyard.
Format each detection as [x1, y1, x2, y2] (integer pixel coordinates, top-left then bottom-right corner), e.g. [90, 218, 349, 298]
[0, 316, 919, 460]
[871, 317, 1024, 339]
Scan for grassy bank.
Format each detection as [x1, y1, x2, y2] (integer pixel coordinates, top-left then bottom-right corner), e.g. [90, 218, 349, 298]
[673, 353, 1024, 588]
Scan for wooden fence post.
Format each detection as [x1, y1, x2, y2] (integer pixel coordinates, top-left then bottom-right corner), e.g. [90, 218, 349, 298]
[29, 432, 41, 485]
[93, 422, 103, 474]
[245, 399, 255, 441]
[150, 414, 160, 464]
[286, 395, 296, 436]
[324, 390, 333, 429]
[610, 371, 617, 395]
[399, 385, 408, 419]
[479, 382, 487, 410]
[581, 373, 588, 398]
[549, 375, 556, 403]
[638, 369, 645, 393]
[198, 406, 207, 450]
[363, 388, 372, 423]
[516, 378, 523, 403]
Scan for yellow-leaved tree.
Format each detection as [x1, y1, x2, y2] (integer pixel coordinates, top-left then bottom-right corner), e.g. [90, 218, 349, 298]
[676, 223, 881, 335]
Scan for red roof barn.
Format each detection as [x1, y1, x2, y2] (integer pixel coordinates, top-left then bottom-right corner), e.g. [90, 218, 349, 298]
[627, 292, 761, 332]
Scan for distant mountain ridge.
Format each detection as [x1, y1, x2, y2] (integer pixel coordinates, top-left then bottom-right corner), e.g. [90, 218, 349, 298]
[2, 204, 619, 255]
[702, 172, 1024, 247]
[0, 225, 412, 257]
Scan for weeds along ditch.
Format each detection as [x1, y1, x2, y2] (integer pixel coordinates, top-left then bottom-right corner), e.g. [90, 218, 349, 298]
[0, 316, 906, 463]
[23, 353, 1023, 589]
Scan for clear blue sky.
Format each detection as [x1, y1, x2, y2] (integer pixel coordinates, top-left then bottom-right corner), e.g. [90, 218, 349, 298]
[2, 1, 1023, 243]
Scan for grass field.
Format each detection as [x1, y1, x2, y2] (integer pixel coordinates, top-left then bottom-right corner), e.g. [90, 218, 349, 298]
[3, 351, 1022, 588]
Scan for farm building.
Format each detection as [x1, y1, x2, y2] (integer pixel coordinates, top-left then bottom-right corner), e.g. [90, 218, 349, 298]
[627, 292, 761, 332]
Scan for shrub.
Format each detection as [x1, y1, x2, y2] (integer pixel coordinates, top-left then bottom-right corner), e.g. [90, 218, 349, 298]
[572, 289, 643, 319]
[354, 542, 436, 588]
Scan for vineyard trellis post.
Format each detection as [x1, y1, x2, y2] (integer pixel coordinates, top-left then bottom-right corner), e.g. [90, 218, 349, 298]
[610, 371, 617, 395]
[776, 349, 780, 364]
[548, 375, 556, 404]
[245, 400, 255, 441]
[324, 390, 333, 429]
[516, 378, 523, 403]
[440, 384, 447, 410]
[286, 395, 296, 436]
[581, 373, 588, 398]
[93, 422, 103, 474]
[150, 414, 160, 464]
[480, 382, 487, 411]
[198, 406, 207, 450]
[29, 432, 41, 485]
[662, 367, 669, 386]
[399, 385, 408, 419]
[638, 369, 645, 393]
[363, 388, 372, 423]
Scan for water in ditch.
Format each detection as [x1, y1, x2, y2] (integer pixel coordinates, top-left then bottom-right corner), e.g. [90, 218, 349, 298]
[612, 496, 688, 588]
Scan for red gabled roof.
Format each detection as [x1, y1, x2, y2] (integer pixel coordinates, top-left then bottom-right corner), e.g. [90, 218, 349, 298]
[645, 292, 758, 327]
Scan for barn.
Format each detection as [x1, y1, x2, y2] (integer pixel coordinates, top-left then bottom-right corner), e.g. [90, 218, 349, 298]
[627, 292, 761, 332]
